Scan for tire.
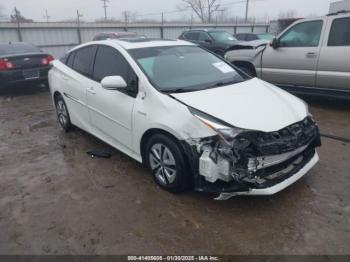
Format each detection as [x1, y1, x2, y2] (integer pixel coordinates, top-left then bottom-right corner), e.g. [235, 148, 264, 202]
[145, 134, 192, 193]
[55, 94, 72, 132]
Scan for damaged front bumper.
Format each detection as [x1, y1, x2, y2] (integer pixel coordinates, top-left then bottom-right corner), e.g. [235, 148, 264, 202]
[181, 117, 321, 200]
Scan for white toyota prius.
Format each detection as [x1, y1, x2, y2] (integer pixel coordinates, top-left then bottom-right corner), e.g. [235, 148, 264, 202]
[49, 38, 321, 200]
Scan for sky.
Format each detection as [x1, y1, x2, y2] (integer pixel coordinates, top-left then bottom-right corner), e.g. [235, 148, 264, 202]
[0, 0, 335, 22]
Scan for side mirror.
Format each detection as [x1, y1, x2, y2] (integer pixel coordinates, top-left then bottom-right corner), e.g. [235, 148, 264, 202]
[205, 39, 212, 44]
[271, 37, 279, 49]
[101, 76, 127, 90]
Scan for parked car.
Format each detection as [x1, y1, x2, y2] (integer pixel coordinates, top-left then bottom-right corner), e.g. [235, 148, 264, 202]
[234, 33, 274, 41]
[49, 38, 321, 200]
[179, 29, 242, 56]
[93, 32, 145, 41]
[0, 42, 53, 88]
[225, 11, 350, 99]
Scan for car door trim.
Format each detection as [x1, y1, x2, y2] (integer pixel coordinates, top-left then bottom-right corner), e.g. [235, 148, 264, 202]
[63, 92, 87, 106]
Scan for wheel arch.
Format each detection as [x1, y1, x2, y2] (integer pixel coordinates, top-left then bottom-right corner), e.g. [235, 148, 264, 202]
[140, 128, 197, 189]
[140, 128, 184, 164]
[53, 91, 63, 102]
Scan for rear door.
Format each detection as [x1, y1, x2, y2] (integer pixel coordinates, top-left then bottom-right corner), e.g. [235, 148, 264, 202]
[261, 19, 325, 87]
[316, 15, 350, 91]
[87, 45, 138, 151]
[60, 45, 96, 131]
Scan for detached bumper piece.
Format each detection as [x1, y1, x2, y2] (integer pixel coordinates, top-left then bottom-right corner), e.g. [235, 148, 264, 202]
[189, 117, 321, 200]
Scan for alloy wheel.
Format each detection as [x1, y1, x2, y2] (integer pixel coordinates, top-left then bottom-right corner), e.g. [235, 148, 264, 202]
[56, 100, 68, 127]
[149, 143, 177, 185]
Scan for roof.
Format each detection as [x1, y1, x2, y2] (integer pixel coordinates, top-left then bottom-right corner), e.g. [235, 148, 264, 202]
[96, 38, 195, 50]
[97, 31, 138, 36]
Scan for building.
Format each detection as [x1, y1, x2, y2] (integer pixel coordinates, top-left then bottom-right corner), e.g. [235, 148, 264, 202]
[330, 0, 350, 13]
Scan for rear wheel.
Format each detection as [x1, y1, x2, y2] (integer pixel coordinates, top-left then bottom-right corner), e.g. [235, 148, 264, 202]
[55, 94, 72, 132]
[145, 134, 192, 193]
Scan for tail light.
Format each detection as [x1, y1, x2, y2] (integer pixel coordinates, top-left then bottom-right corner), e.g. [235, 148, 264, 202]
[41, 55, 54, 66]
[0, 59, 15, 71]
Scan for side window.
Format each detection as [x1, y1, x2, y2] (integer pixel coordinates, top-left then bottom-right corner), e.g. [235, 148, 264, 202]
[235, 34, 246, 41]
[93, 46, 138, 97]
[66, 52, 76, 68]
[59, 53, 69, 64]
[328, 17, 350, 46]
[279, 20, 323, 47]
[198, 32, 211, 42]
[184, 32, 199, 41]
[72, 46, 95, 77]
[247, 34, 257, 41]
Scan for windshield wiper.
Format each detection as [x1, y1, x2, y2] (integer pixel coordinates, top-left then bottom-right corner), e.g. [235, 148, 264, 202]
[207, 80, 241, 89]
[163, 88, 197, 94]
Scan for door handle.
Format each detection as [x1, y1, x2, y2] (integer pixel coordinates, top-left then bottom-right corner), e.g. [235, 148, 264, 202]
[306, 52, 317, 58]
[87, 87, 96, 94]
[61, 74, 68, 81]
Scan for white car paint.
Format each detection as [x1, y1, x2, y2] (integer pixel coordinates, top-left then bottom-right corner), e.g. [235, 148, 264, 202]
[49, 39, 319, 198]
[172, 78, 308, 132]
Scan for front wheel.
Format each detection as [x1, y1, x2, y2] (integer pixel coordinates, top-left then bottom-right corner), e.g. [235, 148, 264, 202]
[145, 134, 192, 193]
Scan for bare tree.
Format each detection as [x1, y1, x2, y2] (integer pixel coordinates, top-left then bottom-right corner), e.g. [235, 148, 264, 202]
[180, 0, 223, 23]
[122, 10, 138, 25]
[278, 10, 298, 19]
[10, 7, 33, 22]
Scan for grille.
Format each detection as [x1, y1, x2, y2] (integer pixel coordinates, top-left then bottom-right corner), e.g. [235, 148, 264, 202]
[253, 117, 319, 156]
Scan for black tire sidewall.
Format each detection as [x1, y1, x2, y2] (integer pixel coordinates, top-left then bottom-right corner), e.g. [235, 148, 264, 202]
[145, 134, 191, 193]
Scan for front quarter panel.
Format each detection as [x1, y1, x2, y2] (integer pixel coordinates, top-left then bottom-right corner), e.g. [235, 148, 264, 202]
[132, 81, 216, 157]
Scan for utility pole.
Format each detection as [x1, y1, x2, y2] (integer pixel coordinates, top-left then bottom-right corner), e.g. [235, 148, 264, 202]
[43, 9, 51, 22]
[101, 0, 109, 20]
[160, 12, 164, 39]
[76, 10, 82, 44]
[14, 7, 22, 41]
[245, 0, 249, 24]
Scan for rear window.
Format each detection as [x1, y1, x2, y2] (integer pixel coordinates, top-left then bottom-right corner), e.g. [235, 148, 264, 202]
[328, 17, 350, 46]
[72, 46, 95, 77]
[0, 43, 41, 55]
[184, 32, 200, 41]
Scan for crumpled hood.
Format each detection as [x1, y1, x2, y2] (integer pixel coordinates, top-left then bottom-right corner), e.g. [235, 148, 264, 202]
[171, 78, 308, 132]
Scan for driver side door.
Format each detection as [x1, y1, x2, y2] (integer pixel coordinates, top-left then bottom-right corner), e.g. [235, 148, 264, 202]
[87, 45, 138, 152]
[261, 19, 325, 87]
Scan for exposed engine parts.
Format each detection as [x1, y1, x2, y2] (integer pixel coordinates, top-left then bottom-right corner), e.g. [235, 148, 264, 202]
[193, 117, 321, 188]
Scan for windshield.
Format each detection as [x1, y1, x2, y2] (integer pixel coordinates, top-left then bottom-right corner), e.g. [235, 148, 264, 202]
[209, 31, 237, 42]
[129, 46, 245, 93]
[0, 43, 40, 55]
[257, 33, 274, 40]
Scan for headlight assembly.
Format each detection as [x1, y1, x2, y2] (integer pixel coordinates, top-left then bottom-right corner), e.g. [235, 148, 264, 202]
[189, 107, 246, 145]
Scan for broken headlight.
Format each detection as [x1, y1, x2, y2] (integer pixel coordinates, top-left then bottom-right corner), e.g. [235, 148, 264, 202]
[189, 107, 246, 145]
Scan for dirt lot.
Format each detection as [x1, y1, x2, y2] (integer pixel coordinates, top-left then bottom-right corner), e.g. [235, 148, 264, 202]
[0, 85, 349, 255]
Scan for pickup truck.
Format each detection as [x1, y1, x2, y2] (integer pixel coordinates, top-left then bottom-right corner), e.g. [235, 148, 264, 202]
[225, 11, 350, 99]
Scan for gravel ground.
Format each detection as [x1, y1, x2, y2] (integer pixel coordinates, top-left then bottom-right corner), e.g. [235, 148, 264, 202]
[0, 85, 349, 255]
